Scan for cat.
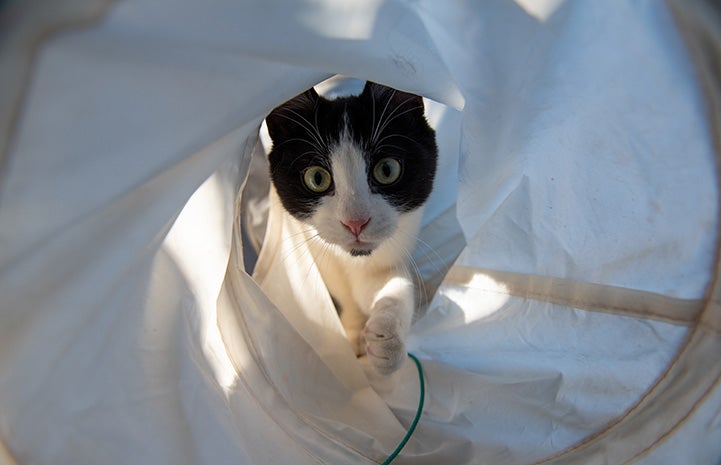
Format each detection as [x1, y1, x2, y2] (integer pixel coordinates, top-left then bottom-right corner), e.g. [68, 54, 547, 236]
[265, 81, 437, 375]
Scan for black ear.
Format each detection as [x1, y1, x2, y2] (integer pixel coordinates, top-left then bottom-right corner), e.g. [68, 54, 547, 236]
[266, 87, 320, 142]
[361, 81, 424, 116]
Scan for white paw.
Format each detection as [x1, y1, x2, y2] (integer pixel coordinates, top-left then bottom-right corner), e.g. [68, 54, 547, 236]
[363, 312, 406, 375]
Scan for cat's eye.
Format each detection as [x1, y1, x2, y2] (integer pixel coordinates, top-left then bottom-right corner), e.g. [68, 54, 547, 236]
[303, 166, 332, 193]
[372, 158, 402, 185]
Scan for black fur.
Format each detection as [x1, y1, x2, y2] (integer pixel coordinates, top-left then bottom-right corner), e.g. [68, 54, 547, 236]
[265, 81, 438, 220]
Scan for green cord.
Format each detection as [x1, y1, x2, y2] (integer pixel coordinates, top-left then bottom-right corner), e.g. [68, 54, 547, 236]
[380, 353, 425, 465]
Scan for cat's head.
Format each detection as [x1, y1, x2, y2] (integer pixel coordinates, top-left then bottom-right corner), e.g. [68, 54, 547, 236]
[265, 81, 437, 257]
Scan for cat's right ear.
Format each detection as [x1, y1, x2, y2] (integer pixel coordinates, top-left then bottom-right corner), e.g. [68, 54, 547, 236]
[266, 87, 320, 142]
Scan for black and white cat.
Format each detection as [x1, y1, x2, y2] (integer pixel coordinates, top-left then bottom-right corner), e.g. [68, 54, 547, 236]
[265, 81, 437, 375]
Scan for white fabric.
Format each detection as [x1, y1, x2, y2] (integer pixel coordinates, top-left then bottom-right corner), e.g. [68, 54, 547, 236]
[1, 1, 720, 464]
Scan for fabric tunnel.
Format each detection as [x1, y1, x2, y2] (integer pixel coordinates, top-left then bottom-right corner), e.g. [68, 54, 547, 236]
[2, 0, 721, 464]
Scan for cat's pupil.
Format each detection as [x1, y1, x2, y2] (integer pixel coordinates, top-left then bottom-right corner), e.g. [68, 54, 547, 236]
[314, 171, 323, 186]
[382, 163, 391, 177]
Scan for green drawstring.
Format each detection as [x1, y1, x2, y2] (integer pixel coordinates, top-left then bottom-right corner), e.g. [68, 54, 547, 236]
[380, 353, 425, 465]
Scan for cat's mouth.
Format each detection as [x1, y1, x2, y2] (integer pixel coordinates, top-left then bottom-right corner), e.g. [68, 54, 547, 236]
[350, 248, 372, 257]
[347, 240, 375, 257]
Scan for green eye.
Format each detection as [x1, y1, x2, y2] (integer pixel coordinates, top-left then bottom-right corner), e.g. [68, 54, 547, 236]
[303, 166, 332, 193]
[373, 158, 402, 185]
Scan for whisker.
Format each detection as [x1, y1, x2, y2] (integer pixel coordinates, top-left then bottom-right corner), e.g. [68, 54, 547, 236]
[371, 89, 397, 145]
[279, 232, 321, 267]
[287, 107, 327, 151]
[274, 137, 321, 149]
[369, 88, 377, 151]
[313, 102, 329, 150]
[372, 143, 407, 154]
[305, 239, 341, 315]
[287, 234, 336, 299]
[274, 110, 327, 151]
[373, 132, 418, 148]
[274, 138, 327, 160]
[372, 94, 420, 144]
[399, 230, 459, 311]
[387, 236, 428, 313]
[283, 109, 325, 146]
[299, 239, 322, 292]
[282, 227, 319, 240]
[374, 104, 424, 141]
[392, 227, 448, 278]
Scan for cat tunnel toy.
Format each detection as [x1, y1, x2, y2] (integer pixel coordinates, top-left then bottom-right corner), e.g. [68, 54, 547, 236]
[1, 1, 721, 464]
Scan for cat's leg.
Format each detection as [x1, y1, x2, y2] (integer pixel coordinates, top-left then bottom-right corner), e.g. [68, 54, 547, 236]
[311, 246, 366, 355]
[355, 273, 415, 375]
[338, 303, 368, 357]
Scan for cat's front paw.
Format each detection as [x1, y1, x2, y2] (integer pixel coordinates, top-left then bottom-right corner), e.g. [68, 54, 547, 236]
[363, 311, 406, 375]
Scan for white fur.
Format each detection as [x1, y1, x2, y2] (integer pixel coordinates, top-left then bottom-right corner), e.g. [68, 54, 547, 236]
[303, 132, 422, 375]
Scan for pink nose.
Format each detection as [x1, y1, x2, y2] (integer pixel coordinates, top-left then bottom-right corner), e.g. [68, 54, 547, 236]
[342, 218, 370, 237]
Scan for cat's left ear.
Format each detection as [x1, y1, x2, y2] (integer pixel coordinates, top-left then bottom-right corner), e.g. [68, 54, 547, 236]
[266, 87, 320, 142]
[361, 81, 424, 115]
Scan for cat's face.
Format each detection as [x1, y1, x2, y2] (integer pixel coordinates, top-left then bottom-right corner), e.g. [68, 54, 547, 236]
[265, 82, 437, 257]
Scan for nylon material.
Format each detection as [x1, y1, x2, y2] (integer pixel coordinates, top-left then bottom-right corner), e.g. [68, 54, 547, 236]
[0, 441, 16, 465]
[635, 382, 721, 465]
[430, 2, 570, 239]
[412, 205, 466, 307]
[0, 133, 249, 463]
[457, 170, 715, 299]
[705, 246, 721, 332]
[210, 188, 379, 465]
[221, 225, 398, 463]
[102, 0, 462, 108]
[255, 189, 359, 372]
[0, 127, 246, 369]
[363, 358, 515, 464]
[2, 0, 720, 464]
[443, 266, 702, 325]
[406, 293, 689, 462]
[449, 1, 717, 299]
[540, 331, 721, 465]
[0, 0, 117, 181]
[419, 99, 461, 229]
[2, 251, 194, 464]
[239, 140, 271, 269]
[672, 0, 721, 336]
[0, 34, 303, 267]
[414, 291, 687, 387]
